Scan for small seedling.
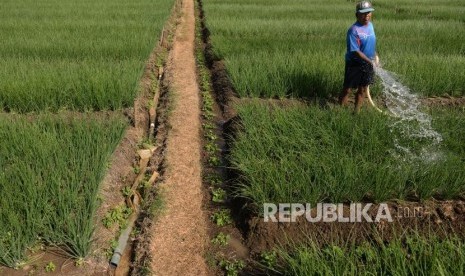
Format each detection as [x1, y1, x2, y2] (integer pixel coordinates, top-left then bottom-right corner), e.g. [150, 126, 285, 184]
[211, 232, 230, 246]
[139, 179, 150, 189]
[205, 142, 219, 155]
[211, 209, 233, 227]
[102, 204, 132, 229]
[44, 262, 56, 272]
[105, 238, 119, 258]
[131, 227, 141, 238]
[260, 250, 277, 268]
[203, 110, 215, 121]
[211, 187, 226, 203]
[133, 166, 141, 175]
[205, 174, 222, 186]
[219, 259, 245, 276]
[208, 156, 220, 166]
[202, 122, 215, 130]
[121, 186, 133, 197]
[204, 129, 217, 141]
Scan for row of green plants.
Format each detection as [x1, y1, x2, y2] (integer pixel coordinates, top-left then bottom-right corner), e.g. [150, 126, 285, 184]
[230, 102, 465, 211]
[0, 0, 175, 112]
[203, 0, 465, 98]
[195, 3, 245, 275]
[263, 234, 465, 275]
[0, 114, 126, 267]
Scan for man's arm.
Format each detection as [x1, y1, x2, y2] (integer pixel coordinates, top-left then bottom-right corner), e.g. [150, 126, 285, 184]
[374, 52, 380, 67]
[354, 50, 373, 65]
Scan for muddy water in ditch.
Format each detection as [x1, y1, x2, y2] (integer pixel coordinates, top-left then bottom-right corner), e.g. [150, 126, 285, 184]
[375, 67, 443, 163]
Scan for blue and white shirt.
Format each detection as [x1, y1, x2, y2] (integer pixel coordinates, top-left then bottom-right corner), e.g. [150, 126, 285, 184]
[345, 22, 376, 62]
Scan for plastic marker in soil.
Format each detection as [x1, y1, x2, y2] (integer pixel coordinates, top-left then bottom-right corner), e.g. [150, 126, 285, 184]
[375, 67, 443, 162]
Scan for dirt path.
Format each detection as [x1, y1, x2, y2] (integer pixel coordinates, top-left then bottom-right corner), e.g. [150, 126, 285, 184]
[149, 0, 209, 275]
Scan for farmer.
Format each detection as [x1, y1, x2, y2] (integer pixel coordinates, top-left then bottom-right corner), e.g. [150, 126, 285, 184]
[339, 1, 379, 113]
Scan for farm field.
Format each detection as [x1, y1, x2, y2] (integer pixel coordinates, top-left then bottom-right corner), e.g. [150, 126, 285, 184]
[231, 103, 465, 208]
[1, 0, 464, 274]
[0, 0, 174, 112]
[204, 0, 465, 98]
[0, 0, 175, 272]
[0, 114, 126, 267]
[201, 0, 465, 274]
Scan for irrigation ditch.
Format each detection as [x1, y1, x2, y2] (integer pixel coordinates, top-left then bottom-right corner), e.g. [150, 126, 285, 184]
[115, 0, 183, 275]
[195, 0, 465, 274]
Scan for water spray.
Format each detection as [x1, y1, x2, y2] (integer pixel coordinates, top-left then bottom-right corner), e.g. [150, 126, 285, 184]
[373, 64, 443, 162]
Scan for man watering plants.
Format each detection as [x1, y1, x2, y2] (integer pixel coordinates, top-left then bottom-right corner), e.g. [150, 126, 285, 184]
[339, 1, 379, 113]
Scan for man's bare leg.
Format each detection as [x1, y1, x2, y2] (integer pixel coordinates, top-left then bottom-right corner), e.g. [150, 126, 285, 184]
[339, 87, 351, 106]
[355, 86, 367, 113]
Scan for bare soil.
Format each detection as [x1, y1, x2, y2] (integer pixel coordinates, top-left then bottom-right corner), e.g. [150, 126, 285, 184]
[147, 0, 211, 275]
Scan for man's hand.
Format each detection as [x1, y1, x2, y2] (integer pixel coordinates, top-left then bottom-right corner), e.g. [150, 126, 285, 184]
[373, 55, 380, 67]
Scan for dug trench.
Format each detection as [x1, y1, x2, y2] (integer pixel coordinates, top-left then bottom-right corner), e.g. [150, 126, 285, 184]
[196, 0, 465, 274]
[93, 0, 185, 274]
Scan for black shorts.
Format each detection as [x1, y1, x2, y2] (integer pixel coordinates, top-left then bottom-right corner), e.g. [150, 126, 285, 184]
[343, 60, 374, 88]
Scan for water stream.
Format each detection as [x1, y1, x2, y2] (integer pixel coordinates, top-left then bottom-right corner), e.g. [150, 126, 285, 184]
[375, 67, 443, 163]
